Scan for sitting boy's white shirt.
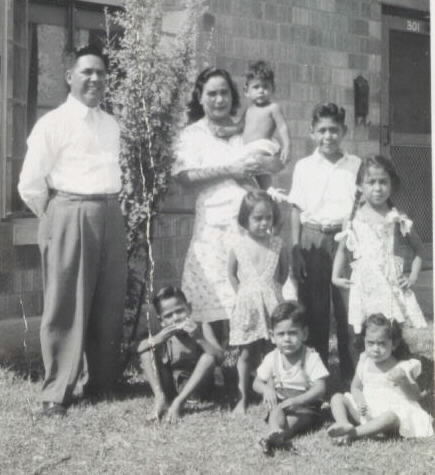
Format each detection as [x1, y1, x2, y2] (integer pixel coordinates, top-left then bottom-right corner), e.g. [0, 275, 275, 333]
[257, 346, 329, 392]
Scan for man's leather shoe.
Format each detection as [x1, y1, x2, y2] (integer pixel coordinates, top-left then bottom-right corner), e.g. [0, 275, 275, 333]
[41, 401, 67, 417]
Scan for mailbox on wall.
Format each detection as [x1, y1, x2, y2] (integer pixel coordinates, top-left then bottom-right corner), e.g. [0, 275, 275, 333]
[354, 74, 369, 124]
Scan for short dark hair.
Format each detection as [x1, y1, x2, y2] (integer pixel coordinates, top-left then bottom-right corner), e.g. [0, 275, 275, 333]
[71, 44, 108, 70]
[356, 155, 401, 193]
[271, 301, 307, 330]
[186, 67, 240, 123]
[152, 286, 188, 316]
[238, 190, 281, 230]
[245, 60, 275, 89]
[311, 102, 346, 127]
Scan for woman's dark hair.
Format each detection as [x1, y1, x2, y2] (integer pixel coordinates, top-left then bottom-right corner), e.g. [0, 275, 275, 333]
[361, 313, 411, 360]
[238, 190, 280, 230]
[245, 60, 275, 90]
[153, 286, 188, 316]
[186, 67, 240, 123]
[356, 155, 401, 192]
[311, 102, 346, 127]
[271, 301, 307, 330]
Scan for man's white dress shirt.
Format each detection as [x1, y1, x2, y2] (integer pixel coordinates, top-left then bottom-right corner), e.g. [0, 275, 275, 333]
[18, 94, 121, 217]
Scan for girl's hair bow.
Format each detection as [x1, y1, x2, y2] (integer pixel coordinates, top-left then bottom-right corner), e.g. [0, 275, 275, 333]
[334, 222, 359, 255]
[386, 208, 413, 236]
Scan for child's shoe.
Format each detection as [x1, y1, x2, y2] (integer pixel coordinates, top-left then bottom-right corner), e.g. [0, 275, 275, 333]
[258, 437, 273, 456]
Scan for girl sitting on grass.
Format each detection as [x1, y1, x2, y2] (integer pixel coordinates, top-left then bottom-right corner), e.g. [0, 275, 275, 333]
[328, 313, 433, 445]
[228, 190, 289, 414]
[253, 301, 329, 455]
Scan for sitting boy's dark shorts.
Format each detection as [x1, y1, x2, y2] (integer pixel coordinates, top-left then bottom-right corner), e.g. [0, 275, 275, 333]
[265, 388, 322, 421]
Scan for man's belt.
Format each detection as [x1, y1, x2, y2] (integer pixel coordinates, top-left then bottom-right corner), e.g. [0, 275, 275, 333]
[51, 190, 120, 201]
[302, 222, 342, 234]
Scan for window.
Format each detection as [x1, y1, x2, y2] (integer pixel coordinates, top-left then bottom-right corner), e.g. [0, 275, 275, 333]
[0, 0, 122, 218]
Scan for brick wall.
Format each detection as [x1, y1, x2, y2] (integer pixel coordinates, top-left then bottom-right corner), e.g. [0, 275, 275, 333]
[209, 0, 383, 190]
[0, 0, 406, 319]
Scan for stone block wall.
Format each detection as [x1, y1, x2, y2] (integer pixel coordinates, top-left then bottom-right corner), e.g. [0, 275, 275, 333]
[0, 0, 410, 319]
[206, 0, 383, 238]
[209, 0, 383, 189]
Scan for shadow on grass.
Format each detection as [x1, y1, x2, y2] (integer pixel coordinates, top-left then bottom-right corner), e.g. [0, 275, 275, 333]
[0, 359, 44, 382]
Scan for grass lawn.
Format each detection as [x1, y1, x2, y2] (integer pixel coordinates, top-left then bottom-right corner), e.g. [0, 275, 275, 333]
[1, 324, 434, 474]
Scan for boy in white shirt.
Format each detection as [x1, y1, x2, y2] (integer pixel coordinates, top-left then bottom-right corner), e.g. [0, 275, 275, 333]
[288, 103, 361, 383]
[254, 301, 329, 455]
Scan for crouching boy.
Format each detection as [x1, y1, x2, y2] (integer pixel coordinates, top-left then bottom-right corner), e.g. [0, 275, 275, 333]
[138, 286, 224, 423]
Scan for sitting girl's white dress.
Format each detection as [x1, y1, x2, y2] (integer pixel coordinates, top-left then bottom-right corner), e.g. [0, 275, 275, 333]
[345, 353, 433, 438]
[341, 209, 426, 334]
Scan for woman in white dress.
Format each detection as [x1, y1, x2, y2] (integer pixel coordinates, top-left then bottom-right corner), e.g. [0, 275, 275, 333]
[173, 67, 282, 345]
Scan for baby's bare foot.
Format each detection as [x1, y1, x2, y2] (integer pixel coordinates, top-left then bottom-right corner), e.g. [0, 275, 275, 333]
[327, 422, 354, 438]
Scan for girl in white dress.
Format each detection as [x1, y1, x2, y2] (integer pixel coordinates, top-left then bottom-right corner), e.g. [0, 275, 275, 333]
[228, 191, 289, 414]
[328, 313, 433, 444]
[332, 155, 426, 334]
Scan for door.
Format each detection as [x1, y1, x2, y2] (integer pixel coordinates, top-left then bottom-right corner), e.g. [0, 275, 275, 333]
[381, 13, 431, 260]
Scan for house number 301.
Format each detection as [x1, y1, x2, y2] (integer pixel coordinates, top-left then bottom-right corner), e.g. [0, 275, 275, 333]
[406, 20, 421, 32]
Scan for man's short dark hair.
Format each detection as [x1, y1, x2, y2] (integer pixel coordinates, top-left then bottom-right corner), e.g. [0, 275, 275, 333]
[152, 286, 188, 316]
[71, 44, 108, 70]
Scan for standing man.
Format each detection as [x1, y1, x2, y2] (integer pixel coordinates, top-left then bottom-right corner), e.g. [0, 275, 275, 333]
[18, 45, 127, 416]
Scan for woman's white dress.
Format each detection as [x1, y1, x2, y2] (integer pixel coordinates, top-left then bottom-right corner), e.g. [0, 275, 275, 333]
[173, 119, 247, 323]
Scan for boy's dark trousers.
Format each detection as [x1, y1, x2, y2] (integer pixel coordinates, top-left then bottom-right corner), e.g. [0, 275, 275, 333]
[298, 224, 354, 381]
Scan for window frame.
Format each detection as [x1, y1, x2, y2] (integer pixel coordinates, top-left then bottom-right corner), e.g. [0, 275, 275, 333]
[0, 0, 122, 220]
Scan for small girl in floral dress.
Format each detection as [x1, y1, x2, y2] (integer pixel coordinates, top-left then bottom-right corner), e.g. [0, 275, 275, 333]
[228, 190, 289, 414]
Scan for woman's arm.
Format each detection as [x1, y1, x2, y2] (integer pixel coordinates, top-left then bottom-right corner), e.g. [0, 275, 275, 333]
[228, 249, 239, 293]
[176, 164, 244, 186]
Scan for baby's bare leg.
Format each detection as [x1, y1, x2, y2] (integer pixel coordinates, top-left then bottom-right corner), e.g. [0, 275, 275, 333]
[328, 393, 360, 437]
[268, 405, 287, 434]
[351, 412, 399, 440]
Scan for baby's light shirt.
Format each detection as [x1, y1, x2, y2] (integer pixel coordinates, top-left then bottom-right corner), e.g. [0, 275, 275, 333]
[288, 148, 361, 226]
[257, 346, 329, 392]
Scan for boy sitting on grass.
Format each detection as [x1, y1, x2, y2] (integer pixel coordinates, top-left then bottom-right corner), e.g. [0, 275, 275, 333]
[253, 301, 329, 455]
[138, 286, 224, 423]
